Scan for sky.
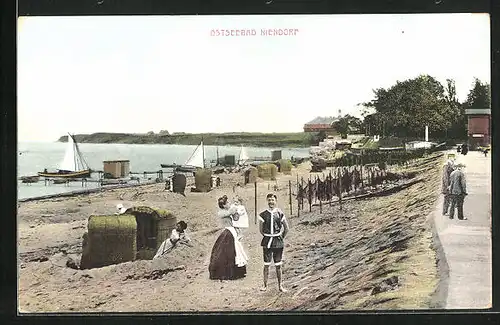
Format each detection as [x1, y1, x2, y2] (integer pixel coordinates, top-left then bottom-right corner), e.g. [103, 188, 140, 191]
[17, 13, 490, 142]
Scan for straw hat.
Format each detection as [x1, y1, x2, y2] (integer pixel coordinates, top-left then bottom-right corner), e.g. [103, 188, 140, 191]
[116, 203, 128, 214]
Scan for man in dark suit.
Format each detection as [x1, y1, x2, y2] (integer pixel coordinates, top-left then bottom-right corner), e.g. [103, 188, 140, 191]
[448, 163, 468, 220]
[441, 158, 455, 216]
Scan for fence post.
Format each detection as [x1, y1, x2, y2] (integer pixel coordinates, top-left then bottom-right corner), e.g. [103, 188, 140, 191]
[254, 181, 257, 225]
[327, 172, 331, 206]
[314, 176, 318, 204]
[338, 167, 343, 211]
[307, 178, 312, 212]
[297, 187, 301, 218]
[360, 154, 364, 188]
[301, 177, 304, 211]
[289, 180, 293, 217]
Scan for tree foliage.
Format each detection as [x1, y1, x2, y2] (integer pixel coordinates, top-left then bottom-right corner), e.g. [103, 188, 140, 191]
[464, 78, 491, 110]
[333, 115, 363, 138]
[158, 130, 170, 136]
[361, 75, 490, 140]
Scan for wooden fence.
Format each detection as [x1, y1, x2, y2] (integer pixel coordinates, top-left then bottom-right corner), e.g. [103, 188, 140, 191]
[253, 148, 438, 221]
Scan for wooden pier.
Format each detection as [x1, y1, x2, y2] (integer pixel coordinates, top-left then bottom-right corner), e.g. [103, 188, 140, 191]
[18, 179, 159, 203]
[19, 169, 171, 189]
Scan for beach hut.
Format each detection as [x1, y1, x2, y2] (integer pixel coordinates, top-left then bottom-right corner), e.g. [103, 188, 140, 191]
[278, 159, 293, 174]
[244, 167, 258, 184]
[124, 206, 178, 259]
[80, 206, 177, 268]
[257, 163, 278, 180]
[271, 150, 282, 161]
[103, 160, 130, 178]
[172, 173, 187, 195]
[80, 214, 137, 269]
[193, 169, 213, 192]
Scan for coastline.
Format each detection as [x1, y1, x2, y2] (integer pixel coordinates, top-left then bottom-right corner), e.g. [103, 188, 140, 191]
[57, 132, 315, 148]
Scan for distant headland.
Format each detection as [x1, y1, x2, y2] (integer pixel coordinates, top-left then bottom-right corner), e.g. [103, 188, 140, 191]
[57, 132, 317, 148]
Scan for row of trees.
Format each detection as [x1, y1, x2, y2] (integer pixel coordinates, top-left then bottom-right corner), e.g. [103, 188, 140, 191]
[319, 76, 490, 141]
[358, 75, 491, 140]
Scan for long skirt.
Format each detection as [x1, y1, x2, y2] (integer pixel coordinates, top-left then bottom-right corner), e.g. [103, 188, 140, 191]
[209, 229, 246, 280]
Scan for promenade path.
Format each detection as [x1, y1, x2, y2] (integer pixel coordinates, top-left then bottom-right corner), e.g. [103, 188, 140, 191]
[433, 149, 492, 309]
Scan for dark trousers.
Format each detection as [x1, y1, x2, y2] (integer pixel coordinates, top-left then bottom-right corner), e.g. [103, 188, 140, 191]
[450, 194, 465, 219]
[443, 194, 451, 215]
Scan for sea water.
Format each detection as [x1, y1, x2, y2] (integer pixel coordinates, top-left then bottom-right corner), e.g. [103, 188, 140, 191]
[17, 142, 310, 200]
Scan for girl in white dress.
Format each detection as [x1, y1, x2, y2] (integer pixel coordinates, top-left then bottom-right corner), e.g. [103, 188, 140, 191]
[153, 221, 191, 259]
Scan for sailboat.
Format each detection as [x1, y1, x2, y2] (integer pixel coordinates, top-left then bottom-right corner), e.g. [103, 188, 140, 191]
[161, 140, 206, 172]
[38, 133, 92, 178]
[238, 145, 250, 166]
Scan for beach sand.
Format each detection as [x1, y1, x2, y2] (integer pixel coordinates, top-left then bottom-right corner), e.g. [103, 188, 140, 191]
[18, 157, 443, 312]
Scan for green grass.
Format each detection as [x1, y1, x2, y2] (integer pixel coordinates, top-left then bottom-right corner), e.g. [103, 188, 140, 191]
[155, 209, 175, 220]
[362, 139, 380, 150]
[88, 214, 137, 231]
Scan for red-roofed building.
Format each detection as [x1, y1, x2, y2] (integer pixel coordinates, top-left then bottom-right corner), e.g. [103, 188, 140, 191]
[303, 116, 339, 134]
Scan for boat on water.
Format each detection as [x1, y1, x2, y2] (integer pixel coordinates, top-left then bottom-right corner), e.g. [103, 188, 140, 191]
[20, 175, 40, 183]
[38, 133, 92, 178]
[161, 140, 206, 172]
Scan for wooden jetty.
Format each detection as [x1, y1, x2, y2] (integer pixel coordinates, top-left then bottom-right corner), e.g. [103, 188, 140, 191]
[18, 179, 159, 203]
[19, 168, 170, 189]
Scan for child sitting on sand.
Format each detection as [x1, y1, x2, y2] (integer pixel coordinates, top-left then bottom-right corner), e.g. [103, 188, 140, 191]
[153, 221, 192, 259]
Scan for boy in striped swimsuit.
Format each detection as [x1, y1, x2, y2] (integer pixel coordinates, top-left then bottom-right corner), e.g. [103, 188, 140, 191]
[258, 193, 290, 292]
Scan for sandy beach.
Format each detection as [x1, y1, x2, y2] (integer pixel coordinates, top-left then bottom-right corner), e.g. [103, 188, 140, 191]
[18, 155, 444, 312]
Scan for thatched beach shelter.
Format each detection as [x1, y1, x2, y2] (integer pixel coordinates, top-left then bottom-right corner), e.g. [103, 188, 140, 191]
[244, 167, 259, 184]
[257, 163, 278, 180]
[80, 206, 177, 269]
[172, 173, 187, 195]
[80, 214, 137, 270]
[278, 159, 293, 174]
[124, 206, 177, 259]
[194, 168, 212, 192]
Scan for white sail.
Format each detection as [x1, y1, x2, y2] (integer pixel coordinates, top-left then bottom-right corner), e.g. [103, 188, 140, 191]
[73, 136, 90, 171]
[58, 134, 77, 171]
[238, 146, 249, 165]
[185, 141, 205, 168]
[57, 133, 89, 172]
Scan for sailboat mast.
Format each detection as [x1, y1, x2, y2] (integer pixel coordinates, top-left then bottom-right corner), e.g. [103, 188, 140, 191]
[70, 133, 77, 171]
[73, 134, 90, 170]
[202, 136, 205, 169]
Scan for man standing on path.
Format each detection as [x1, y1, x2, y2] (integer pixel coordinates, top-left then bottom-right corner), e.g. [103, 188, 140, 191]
[442, 157, 455, 216]
[449, 163, 468, 220]
[258, 193, 290, 292]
